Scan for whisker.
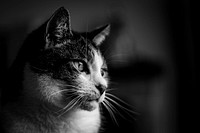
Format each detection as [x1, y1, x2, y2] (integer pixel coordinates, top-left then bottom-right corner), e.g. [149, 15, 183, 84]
[49, 89, 77, 98]
[104, 99, 117, 114]
[47, 84, 82, 101]
[30, 66, 48, 72]
[56, 98, 76, 114]
[104, 98, 126, 120]
[56, 95, 82, 117]
[59, 96, 83, 116]
[106, 88, 117, 92]
[76, 95, 85, 107]
[47, 89, 79, 103]
[102, 101, 119, 126]
[106, 93, 138, 113]
[61, 84, 81, 89]
[105, 95, 138, 116]
[105, 94, 139, 121]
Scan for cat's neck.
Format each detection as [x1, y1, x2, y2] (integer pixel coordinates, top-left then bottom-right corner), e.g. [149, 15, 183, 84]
[58, 108, 101, 133]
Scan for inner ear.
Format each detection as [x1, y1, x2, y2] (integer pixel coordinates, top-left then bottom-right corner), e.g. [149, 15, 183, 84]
[45, 7, 73, 49]
[89, 24, 110, 46]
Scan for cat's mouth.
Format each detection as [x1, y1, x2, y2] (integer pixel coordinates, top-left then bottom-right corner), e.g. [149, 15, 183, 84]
[79, 91, 105, 111]
[84, 90, 105, 103]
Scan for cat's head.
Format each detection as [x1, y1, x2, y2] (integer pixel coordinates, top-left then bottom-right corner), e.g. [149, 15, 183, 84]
[22, 7, 110, 112]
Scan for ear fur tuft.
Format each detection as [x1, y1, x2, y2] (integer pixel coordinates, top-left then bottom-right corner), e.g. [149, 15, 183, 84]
[92, 24, 110, 46]
[45, 7, 72, 49]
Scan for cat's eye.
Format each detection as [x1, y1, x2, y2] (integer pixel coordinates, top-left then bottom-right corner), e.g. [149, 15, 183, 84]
[101, 68, 107, 77]
[73, 61, 84, 71]
[73, 61, 89, 73]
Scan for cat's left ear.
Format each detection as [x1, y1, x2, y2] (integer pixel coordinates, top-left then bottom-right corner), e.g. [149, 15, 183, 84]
[45, 7, 72, 49]
[90, 24, 110, 46]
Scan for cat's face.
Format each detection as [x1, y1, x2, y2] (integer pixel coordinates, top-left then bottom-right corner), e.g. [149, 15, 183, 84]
[23, 7, 110, 112]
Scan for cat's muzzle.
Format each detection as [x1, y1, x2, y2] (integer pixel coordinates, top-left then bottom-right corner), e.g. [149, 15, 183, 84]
[79, 89, 105, 111]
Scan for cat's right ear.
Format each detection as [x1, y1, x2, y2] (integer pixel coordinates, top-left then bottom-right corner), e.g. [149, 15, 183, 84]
[45, 7, 72, 49]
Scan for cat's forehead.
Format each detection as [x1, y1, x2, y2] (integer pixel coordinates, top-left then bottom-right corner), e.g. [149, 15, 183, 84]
[69, 36, 96, 60]
[51, 36, 96, 61]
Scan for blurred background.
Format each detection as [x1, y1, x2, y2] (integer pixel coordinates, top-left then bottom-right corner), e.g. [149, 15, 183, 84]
[0, 0, 195, 133]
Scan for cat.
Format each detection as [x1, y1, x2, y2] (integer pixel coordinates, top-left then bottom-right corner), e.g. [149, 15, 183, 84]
[1, 7, 111, 133]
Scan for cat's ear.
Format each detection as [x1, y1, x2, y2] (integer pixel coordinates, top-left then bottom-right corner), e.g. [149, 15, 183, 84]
[90, 24, 110, 46]
[45, 7, 72, 49]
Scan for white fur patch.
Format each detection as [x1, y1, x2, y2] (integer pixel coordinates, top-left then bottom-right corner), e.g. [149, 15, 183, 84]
[60, 108, 101, 133]
[92, 52, 107, 88]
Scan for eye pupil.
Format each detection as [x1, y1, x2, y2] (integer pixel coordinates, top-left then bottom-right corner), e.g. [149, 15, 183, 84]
[101, 69, 105, 77]
[101, 68, 107, 77]
[101, 71, 104, 76]
[78, 62, 83, 71]
[73, 61, 89, 73]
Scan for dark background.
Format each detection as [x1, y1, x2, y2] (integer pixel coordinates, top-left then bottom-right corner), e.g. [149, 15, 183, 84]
[0, 0, 195, 133]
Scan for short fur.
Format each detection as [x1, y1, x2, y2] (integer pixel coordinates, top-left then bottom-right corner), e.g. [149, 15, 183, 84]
[1, 7, 110, 133]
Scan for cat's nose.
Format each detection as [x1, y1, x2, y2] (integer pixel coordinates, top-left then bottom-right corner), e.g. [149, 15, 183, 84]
[96, 84, 106, 95]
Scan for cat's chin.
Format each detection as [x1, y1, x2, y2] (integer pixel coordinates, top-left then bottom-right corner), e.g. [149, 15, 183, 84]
[80, 101, 99, 111]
